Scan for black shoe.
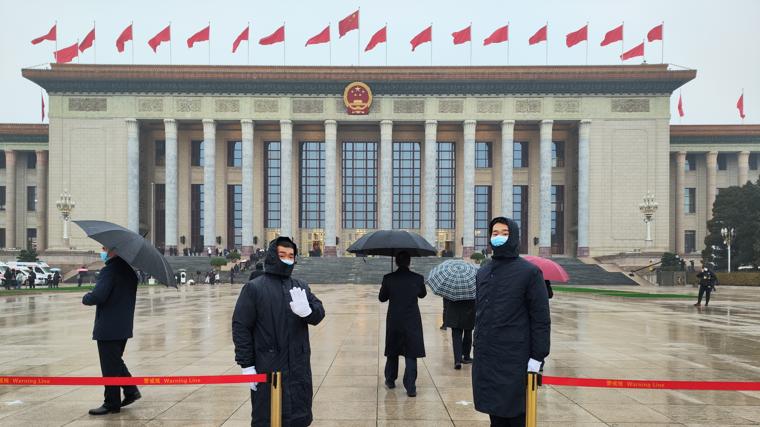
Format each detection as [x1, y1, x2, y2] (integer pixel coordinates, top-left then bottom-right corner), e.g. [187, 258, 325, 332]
[454, 363, 462, 370]
[88, 405, 120, 415]
[121, 391, 141, 407]
[461, 357, 473, 364]
[407, 390, 417, 397]
[384, 379, 396, 389]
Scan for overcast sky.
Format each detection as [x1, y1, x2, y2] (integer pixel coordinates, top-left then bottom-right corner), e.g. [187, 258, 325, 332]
[1, 0, 758, 124]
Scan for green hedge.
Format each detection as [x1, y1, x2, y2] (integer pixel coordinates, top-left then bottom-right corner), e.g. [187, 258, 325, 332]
[687, 271, 760, 286]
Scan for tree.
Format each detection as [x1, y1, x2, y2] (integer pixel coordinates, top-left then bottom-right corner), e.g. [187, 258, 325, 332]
[17, 249, 39, 262]
[702, 179, 760, 271]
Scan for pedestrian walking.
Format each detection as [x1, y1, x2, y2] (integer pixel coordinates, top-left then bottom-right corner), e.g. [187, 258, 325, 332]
[695, 265, 718, 307]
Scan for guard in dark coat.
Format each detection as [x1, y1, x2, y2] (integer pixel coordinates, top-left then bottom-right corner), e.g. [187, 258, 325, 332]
[232, 237, 325, 427]
[472, 217, 551, 426]
[443, 297, 475, 369]
[379, 251, 426, 397]
[695, 266, 718, 307]
[82, 248, 141, 415]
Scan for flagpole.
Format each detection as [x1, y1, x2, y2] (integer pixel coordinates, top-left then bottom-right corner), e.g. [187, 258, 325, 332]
[469, 22, 473, 66]
[661, 21, 665, 64]
[208, 21, 212, 65]
[385, 23, 389, 66]
[742, 88, 745, 124]
[507, 21, 510, 65]
[94, 20, 97, 64]
[131, 21, 135, 65]
[247, 22, 250, 65]
[430, 22, 433, 66]
[679, 90, 683, 124]
[54, 20, 58, 62]
[76, 38, 80, 63]
[169, 22, 172, 65]
[585, 21, 589, 65]
[621, 21, 624, 64]
[283, 21, 286, 66]
[357, 7, 361, 66]
[545, 21, 549, 65]
[329, 22, 332, 66]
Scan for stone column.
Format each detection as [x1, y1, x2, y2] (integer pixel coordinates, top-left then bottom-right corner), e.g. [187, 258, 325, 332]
[35, 150, 48, 252]
[202, 119, 217, 251]
[241, 119, 255, 256]
[4, 150, 16, 248]
[379, 120, 393, 230]
[462, 120, 476, 258]
[577, 120, 591, 257]
[279, 120, 293, 238]
[422, 120, 438, 246]
[500, 120, 515, 216]
[126, 119, 140, 233]
[674, 152, 686, 255]
[738, 151, 750, 186]
[706, 151, 718, 220]
[164, 119, 178, 255]
[324, 120, 338, 256]
[539, 119, 554, 257]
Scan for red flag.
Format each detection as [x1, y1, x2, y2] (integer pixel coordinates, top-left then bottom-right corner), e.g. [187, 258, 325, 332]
[365, 26, 387, 52]
[410, 26, 432, 51]
[483, 25, 508, 46]
[529, 25, 547, 45]
[305, 25, 330, 46]
[620, 42, 644, 60]
[31, 24, 56, 45]
[259, 25, 285, 45]
[677, 94, 684, 117]
[41, 92, 45, 122]
[148, 25, 171, 52]
[600, 24, 623, 46]
[116, 24, 133, 53]
[647, 24, 663, 42]
[187, 25, 210, 48]
[566, 25, 587, 47]
[737, 93, 746, 119]
[232, 26, 249, 53]
[339, 10, 359, 38]
[54, 42, 79, 63]
[452, 25, 471, 45]
[79, 27, 95, 53]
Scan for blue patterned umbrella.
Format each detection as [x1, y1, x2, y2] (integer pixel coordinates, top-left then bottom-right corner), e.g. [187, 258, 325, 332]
[426, 259, 477, 301]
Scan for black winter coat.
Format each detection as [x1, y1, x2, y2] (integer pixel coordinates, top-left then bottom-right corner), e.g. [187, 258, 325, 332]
[232, 237, 326, 426]
[82, 256, 138, 340]
[379, 267, 427, 358]
[442, 298, 475, 330]
[472, 217, 551, 418]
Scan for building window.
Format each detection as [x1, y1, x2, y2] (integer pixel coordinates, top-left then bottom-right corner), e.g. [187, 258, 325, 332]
[26, 186, 36, 212]
[552, 141, 565, 168]
[0, 228, 5, 248]
[685, 154, 697, 171]
[551, 185, 565, 254]
[474, 185, 492, 252]
[265, 142, 281, 229]
[154, 140, 166, 166]
[153, 184, 165, 252]
[227, 185, 242, 248]
[26, 152, 36, 169]
[26, 228, 36, 251]
[513, 185, 529, 253]
[342, 141, 377, 229]
[437, 142, 456, 229]
[227, 140, 242, 167]
[393, 142, 421, 229]
[0, 186, 5, 210]
[749, 153, 759, 171]
[717, 153, 727, 171]
[300, 141, 325, 229]
[685, 230, 696, 254]
[685, 188, 696, 214]
[475, 141, 492, 168]
[514, 142, 529, 168]
[0, 152, 5, 169]
[191, 140, 204, 166]
[191, 184, 204, 250]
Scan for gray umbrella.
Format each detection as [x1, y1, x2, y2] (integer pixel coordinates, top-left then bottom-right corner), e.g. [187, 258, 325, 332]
[74, 220, 176, 288]
[426, 259, 477, 301]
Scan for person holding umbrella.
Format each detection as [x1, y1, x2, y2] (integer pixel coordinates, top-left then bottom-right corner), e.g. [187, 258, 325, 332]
[472, 217, 551, 426]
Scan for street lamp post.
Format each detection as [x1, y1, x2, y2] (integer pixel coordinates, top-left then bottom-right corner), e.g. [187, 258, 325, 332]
[639, 192, 659, 248]
[721, 227, 735, 272]
[55, 190, 76, 248]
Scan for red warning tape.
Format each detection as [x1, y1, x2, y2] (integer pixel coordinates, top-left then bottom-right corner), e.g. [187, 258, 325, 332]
[0, 374, 268, 386]
[543, 375, 760, 391]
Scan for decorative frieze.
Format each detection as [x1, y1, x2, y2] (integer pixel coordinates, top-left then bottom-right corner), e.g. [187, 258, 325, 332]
[215, 99, 240, 113]
[393, 99, 425, 114]
[477, 100, 503, 114]
[292, 99, 324, 114]
[137, 98, 163, 112]
[554, 99, 580, 113]
[175, 98, 202, 112]
[68, 97, 107, 112]
[611, 98, 650, 113]
[515, 99, 542, 113]
[438, 100, 464, 114]
[254, 99, 279, 113]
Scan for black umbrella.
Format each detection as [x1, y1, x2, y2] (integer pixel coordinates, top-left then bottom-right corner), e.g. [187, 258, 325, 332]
[74, 220, 176, 288]
[347, 229, 437, 257]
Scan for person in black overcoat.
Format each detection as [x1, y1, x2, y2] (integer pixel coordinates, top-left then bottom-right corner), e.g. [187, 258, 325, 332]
[232, 236, 326, 426]
[472, 217, 551, 427]
[379, 251, 427, 397]
[82, 247, 141, 415]
[443, 296, 475, 369]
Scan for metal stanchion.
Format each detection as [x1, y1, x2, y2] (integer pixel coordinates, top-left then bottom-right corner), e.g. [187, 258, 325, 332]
[525, 372, 539, 427]
[270, 371, 282, 427]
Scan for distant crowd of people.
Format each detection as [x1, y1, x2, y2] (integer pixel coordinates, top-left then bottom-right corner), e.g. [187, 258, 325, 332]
[2, 267, 61, 290]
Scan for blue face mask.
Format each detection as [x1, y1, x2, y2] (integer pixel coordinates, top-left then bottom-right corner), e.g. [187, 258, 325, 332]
[100, 251, 109, 262]
[490, 235, 508, 247]
[280, 258, 294, 266]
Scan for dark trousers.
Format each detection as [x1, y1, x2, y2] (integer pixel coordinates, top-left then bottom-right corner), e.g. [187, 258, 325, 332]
[97, 340, 139, 408]
[385, 356, 417, 393]
[697, 285, 713, 305]
[451, 328, 473, 364]
[490, 413, 526, 427]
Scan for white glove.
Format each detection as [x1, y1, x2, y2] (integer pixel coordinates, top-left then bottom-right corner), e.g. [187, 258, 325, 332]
[289, 287, 312, 318]
[527, 358, 542, 373]
[242, 366, 257, 391]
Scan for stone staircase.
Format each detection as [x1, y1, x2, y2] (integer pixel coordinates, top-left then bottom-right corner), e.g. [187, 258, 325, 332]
[548, 257, 637, 286]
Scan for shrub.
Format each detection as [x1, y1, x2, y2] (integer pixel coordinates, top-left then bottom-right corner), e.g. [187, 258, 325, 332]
[470, 252, 485, 264]
[210, 257, 228, 268]
[17, 249, 39, 262]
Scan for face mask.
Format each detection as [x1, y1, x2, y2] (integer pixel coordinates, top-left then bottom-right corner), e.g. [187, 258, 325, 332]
[280, 258, 294, 266]
[100, 252, 109, 262]
[490, 235, 508, 247]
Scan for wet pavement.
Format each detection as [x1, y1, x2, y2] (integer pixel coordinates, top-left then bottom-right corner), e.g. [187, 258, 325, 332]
[1, 283, 759, 426]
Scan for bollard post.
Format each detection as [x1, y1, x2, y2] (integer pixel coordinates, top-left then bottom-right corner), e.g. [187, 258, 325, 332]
[525, 372, 539, 427]
[270, 371, 282, 427]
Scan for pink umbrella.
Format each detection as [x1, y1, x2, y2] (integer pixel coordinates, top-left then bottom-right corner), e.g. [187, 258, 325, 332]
[77, 268, 88, 272]
[522, 255, 570, 283]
